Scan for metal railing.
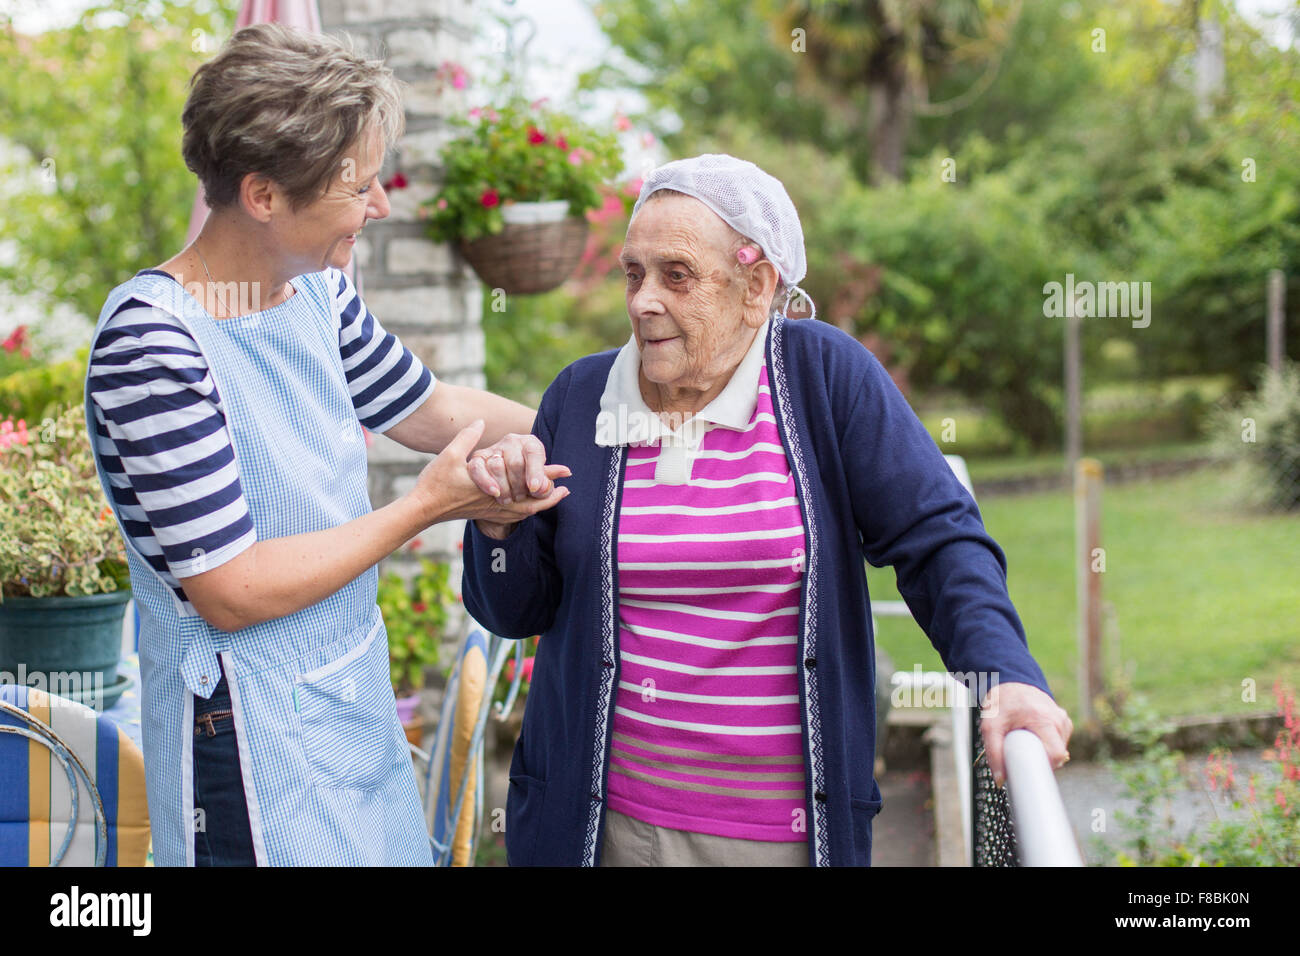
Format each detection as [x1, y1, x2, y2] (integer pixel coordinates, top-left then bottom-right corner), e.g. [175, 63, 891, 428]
[969, 693, 1083, 866]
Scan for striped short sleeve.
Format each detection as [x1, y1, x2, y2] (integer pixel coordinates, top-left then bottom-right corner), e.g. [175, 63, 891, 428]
[88, 298, 257, 596]
[331, 268, 436, 432]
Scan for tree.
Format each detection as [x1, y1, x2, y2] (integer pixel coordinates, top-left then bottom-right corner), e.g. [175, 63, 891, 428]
[0, 0, 237, 321]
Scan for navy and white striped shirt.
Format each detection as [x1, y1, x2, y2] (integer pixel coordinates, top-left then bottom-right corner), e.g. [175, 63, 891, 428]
[88, 267, 435, 614]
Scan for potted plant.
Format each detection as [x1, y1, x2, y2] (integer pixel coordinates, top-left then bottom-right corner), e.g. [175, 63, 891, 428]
[421, 98, 628, 294]
[0, 402, 132, 711]
[379, 557, 456, 746]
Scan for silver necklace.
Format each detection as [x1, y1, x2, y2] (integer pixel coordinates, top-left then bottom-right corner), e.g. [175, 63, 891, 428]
[194, 240, 290, 316]
[193, 240, 231, 317]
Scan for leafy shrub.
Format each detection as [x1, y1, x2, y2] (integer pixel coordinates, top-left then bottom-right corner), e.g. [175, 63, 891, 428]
[0, 349, 88, 426]
[1210, 360, 1300, 511]
[0, 403, 128, 599]
[379, 558, 456, 695]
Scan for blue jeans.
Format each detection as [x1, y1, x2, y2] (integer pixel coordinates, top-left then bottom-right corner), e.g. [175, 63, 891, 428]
[192, 659, 257, 866]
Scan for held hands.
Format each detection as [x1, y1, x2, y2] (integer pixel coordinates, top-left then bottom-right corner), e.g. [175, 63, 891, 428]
[978, 681, 1074, 788]
[467, 427, 573, 540]
[411, 420, 570, 533]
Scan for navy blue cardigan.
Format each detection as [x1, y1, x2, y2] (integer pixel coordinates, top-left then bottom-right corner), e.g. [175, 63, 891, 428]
[462, 315, 1053, 867]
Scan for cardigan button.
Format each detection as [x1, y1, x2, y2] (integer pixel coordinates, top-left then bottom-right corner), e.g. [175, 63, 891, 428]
[814, 790, 828, 803]
[591, 792, 601, 801]
[200, 675, 209, 685]
[602, 660, 614, 668]
[804, 657, 816, 669]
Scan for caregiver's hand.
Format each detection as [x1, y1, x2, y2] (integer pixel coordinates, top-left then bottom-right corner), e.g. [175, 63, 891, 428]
[410, 419, 569, 529]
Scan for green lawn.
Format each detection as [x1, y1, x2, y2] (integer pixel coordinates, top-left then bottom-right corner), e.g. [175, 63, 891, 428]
[866, 468, 1300, 720]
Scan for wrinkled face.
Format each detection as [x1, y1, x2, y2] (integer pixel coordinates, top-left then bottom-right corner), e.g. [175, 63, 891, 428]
[273, 126, 390, 275]
[620, 194, 756, 397]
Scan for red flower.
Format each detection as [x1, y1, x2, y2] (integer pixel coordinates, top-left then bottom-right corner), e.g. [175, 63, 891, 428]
[555, 135, 569, 152]
[504, 656, 536, 683]
[527, 125, 547, 145]
[412, 601, 427, 614]
[481, 188, 500, 208]
[384, 171, 408, 190]
[2, 324, 28, 353]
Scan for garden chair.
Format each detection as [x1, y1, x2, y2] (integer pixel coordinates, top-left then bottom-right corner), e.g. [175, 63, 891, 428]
[410, 617, 526, 866]
[0, 684, 150, 866]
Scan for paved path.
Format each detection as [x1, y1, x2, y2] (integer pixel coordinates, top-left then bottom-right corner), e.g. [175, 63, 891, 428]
[1055, 748, 1274, 865]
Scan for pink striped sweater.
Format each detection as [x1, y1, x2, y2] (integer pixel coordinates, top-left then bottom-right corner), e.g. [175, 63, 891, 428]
[609, 364, 808, 842]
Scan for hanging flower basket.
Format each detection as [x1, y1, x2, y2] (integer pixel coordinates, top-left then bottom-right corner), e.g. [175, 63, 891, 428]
[457, 202, 590, 295]
[421, 99, 630, 295]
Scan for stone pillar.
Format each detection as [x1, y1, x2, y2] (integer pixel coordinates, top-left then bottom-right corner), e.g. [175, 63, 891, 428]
[317, 0, 484, 597]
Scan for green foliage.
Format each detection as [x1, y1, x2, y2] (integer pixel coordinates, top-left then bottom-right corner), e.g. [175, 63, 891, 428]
[586, 0, 1300, 448]
[482, 278, 627, 407]
[1209, 360, 1300, 511]
[0, 403, 128, 600]
[0, 349, 90, 425]
[0, 0, 238, 321]
[1094, 681, 1300, 866]
[421, 100, 626, 242]
[379, 558, 456, 695]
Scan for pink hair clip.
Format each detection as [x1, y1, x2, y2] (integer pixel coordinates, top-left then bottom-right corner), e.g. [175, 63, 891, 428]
[736, 246, 760, 265]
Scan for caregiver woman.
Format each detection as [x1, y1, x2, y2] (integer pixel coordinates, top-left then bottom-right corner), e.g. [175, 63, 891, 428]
[84, 24, 567, 866]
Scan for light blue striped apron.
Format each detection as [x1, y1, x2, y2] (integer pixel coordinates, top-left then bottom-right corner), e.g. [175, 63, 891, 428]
[85, 269, 431, 866]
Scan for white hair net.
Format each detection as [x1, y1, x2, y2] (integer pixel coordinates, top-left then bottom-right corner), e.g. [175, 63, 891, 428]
[631, 153, 816, 321]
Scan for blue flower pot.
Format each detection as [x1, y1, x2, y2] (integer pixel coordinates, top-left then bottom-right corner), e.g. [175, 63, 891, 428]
[0, 589, 131, 702]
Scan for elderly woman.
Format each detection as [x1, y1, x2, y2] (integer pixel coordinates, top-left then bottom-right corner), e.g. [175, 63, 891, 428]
[85, 24, 566, 866]
[462, 153, 1073, 867]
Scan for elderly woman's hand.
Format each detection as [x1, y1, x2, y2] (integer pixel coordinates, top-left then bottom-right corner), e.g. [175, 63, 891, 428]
[408, 421, 569, 536]
[467, 432, 572, 539]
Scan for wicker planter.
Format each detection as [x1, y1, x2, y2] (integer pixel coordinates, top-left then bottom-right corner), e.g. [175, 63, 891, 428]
[458, 201, 589, 295]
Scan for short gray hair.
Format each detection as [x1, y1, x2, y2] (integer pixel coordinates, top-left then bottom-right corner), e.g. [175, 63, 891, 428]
[182, 23, 405, 212]
[640, 188, 787, 316]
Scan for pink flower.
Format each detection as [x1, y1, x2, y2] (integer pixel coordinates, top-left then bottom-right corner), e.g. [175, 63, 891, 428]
[480, 188, 500, 208]
[436, 197, 448, 210]
[468, 107, 482, 119]
[2, 324, 28, 353]
[1276, 787, 1288, 809]
[625, 177, 643, 197]
[438, 60, 468, 90]
[614, 113, 631, 131]
[641, 131, 655, 148]
[737, 246, 760, 265]
[555, 135, 569, 152]
[530, 97, 549, 111]
[568, 149, 584, 166]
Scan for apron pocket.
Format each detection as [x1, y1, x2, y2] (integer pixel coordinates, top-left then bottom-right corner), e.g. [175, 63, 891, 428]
[295, 618, 400, 792]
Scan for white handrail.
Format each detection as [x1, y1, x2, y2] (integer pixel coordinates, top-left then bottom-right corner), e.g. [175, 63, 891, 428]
[1002, 729, 1083, 866]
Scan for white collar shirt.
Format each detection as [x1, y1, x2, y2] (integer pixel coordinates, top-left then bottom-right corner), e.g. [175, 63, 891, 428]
[594, 318, 770, 485]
